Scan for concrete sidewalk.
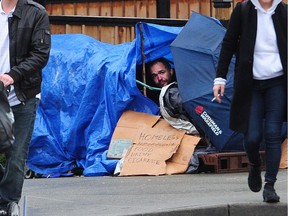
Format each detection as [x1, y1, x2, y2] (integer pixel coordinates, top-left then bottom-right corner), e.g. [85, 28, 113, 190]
[21, 169, 287, 216]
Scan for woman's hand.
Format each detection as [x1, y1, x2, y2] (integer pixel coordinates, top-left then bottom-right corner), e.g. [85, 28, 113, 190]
[213, 84, 225, 103]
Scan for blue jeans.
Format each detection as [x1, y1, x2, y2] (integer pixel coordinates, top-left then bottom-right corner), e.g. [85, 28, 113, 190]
[0, 98, 39, 203]
[244, 76, 286, 184]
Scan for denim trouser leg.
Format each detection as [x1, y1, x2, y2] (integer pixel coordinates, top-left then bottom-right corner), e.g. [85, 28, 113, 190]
[0, 98, 38, 203]
[244, 77, 286, 184]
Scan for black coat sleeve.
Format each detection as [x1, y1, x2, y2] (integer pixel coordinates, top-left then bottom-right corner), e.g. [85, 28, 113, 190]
[216, 2, 242, 79]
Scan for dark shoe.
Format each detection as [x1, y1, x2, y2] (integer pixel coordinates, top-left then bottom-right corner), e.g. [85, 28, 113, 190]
[248, 163, 262, 192]
[263, 184, 280, 203]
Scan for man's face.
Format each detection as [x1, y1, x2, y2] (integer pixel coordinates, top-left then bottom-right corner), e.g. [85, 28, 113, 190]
[150, 62, 174, 88]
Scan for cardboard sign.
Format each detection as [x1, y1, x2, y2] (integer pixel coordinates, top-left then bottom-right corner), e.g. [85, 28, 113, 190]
[166, 134, 200, 174]
[108, 110, 200, 176]
[116, 110, 160, 128]
[109, 110, 160, 144]
[119, 127, 185, 176]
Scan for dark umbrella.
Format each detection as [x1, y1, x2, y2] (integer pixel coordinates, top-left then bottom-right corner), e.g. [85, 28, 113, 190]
[171, 12, 244, 152]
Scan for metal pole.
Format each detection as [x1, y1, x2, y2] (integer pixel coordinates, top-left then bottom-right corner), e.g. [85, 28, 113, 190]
[139, 22, 147, 96]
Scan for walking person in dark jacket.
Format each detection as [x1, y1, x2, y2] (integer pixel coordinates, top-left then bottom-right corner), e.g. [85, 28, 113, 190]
[213, 0, 287, 203]
[0, 0, 51, 214]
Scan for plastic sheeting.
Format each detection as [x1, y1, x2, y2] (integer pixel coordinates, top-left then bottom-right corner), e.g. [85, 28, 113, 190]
[27, 23, 182, 176]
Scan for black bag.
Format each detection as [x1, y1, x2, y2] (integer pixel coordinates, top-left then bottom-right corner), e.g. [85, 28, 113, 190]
[0, 82, 14, 153]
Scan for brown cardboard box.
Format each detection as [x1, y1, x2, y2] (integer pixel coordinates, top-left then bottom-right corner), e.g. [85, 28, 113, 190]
[108, 110, 200, 176]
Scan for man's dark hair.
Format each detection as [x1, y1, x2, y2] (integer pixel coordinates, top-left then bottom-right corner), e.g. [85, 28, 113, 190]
[146, 57, 172, 73]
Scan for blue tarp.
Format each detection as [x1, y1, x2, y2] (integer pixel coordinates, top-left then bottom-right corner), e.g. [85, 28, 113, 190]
[27, 22, 182, 176]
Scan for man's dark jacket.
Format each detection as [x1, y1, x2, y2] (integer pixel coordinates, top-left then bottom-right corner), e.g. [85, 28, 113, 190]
[216, 1, 287, 133]
[8, 0, 51, 102]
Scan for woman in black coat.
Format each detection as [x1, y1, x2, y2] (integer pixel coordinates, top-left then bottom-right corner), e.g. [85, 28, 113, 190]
[213, 0, 287, 203]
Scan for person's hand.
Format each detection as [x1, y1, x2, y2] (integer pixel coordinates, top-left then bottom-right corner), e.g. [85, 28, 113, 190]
[213, 84, 225, 103]
[0, 74, 14, 87]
